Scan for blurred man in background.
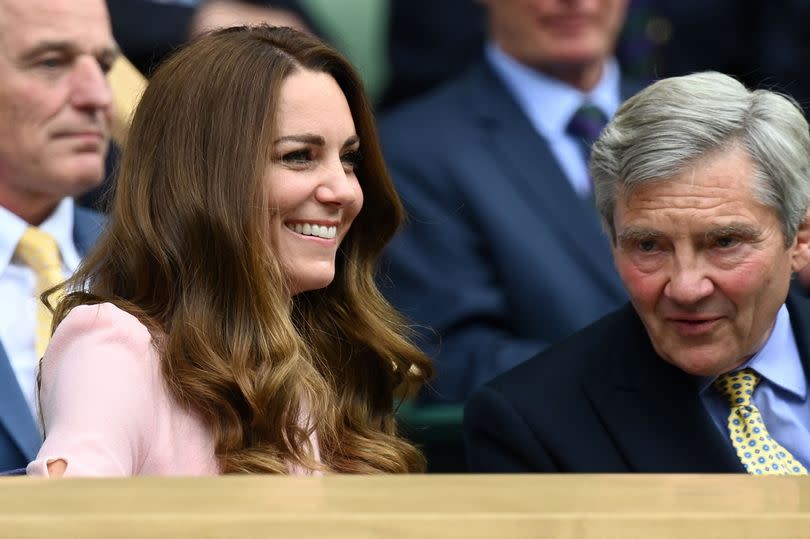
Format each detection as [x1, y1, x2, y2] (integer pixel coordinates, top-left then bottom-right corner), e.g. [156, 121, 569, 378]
[0, 0, 114, 470]
[380, 0, 634, 404]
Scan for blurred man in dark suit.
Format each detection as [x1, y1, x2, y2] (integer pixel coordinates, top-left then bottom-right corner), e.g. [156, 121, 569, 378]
[379, 0, 633, 404]
[465, 72, 810, 474]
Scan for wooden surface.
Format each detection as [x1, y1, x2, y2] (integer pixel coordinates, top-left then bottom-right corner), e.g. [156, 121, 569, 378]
[0, 474, 808, 538]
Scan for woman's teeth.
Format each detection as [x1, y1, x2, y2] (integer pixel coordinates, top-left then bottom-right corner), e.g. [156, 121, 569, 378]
[287, 223, 337, 239]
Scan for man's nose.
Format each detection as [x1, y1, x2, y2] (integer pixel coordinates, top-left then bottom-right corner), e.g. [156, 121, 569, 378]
[69, 55, 114, 113]
[663, 256, 715, 305]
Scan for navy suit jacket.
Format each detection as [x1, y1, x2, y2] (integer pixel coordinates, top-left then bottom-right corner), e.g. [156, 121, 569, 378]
[463, 291, 810, 472]
[0, 205, 103, 471]
[379, 61, 636, 404]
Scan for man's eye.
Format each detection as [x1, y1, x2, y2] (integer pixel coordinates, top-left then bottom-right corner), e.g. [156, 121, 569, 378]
[98, 59, 114, 74]
[38, 57, 65, 69]
[638, 240, 657, 252]
[716, 236, 738, 248]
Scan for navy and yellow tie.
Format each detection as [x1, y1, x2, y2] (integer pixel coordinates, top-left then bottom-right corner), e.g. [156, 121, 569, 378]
[14, 227, 64, 358]
[713, 369, 807, 475]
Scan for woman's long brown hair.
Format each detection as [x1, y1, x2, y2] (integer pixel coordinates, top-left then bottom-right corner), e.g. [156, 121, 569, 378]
[50, 25, 432, 473]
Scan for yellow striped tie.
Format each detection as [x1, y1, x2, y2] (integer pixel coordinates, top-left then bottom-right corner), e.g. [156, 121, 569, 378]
[14, 227, 65, 358]
[714, 369, 808, 475]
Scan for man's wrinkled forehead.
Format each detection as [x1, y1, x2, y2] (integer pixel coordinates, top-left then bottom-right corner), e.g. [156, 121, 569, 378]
[0, 0, 114, 56]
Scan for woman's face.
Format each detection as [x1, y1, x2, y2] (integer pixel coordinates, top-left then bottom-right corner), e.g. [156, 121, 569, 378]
[265, 68, 364, 295]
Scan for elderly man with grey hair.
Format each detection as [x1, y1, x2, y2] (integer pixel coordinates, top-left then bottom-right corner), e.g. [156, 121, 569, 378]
[464, 71, 810, 474]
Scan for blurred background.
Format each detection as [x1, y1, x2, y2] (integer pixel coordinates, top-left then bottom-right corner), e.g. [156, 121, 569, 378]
[107, 0, 810, 115]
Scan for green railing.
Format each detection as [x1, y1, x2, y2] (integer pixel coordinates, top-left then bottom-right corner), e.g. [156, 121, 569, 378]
[396, 401, 466, 473]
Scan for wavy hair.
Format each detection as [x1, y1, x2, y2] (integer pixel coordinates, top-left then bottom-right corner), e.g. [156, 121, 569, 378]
[50, 25, 432, 473]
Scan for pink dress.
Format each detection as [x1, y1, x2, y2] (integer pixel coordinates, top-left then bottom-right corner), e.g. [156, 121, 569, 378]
[27, 303, 320, 477]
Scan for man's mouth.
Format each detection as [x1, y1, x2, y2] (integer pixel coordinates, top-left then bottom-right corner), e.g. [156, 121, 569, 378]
[667, 316, 723, 336]
[54, 130, 107, 150]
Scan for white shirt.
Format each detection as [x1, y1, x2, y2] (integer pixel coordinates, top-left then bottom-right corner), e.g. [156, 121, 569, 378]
[0, 198, 81, 415]
[485, 42, 622, 196]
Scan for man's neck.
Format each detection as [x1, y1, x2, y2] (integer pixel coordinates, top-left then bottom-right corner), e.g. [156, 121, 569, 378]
[540, 60, 605, 93]
[0, 186, 60, 226]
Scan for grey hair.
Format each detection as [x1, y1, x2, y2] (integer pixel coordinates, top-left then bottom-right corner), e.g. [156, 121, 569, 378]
[591, 71, 810, 247]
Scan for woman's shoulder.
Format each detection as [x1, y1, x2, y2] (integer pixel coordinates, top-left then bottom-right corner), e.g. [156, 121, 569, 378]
[48, 302, 155, 364]
[39, 302, 164, 424]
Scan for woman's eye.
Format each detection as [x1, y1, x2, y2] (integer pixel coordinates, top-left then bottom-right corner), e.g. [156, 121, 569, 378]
[281, 149, 312, 164]
[341, 150, 361, 172]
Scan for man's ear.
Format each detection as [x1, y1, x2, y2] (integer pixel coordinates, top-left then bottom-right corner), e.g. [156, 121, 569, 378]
[791, 210, 810, 273]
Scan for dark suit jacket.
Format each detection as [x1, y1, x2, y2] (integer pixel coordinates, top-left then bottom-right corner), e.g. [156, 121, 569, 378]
[377, 0, 486, 112]
[0, 206, 104, 472]
[463, 292, 810, 472]
[379, 61, 636, 404]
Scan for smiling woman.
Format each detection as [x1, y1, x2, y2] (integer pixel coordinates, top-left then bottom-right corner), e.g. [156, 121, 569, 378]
[267, 69, 364, 296]
[26, 25, 433, 477]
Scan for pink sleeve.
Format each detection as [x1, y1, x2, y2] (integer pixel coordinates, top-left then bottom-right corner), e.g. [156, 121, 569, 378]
[26, 303, 158, 477]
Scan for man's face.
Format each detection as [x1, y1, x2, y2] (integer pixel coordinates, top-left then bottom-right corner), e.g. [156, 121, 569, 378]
[0, 0, 117, 221]
[612, 145, 810, 377]
[482, 0, 627, 85]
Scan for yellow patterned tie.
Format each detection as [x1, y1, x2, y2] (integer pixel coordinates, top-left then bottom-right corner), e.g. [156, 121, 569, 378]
[14, 227, 65, 358]
[714, 368, 808, 475]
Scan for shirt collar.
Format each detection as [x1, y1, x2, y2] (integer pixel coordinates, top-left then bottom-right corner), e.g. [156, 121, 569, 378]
[697, 304, 806, 399]
[0, 204, 29, 275]
[0, 198, 80, 273]
[484, 41, 621, 138]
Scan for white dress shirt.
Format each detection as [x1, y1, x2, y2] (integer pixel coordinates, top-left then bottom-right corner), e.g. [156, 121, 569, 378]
[0, 199, 81, 415]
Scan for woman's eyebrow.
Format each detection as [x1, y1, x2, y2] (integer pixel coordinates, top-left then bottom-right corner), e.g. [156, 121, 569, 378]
[274, 134, 325, 146]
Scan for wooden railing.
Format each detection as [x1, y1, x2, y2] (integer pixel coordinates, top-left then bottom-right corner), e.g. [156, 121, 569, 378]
[1, 474, 808, 537]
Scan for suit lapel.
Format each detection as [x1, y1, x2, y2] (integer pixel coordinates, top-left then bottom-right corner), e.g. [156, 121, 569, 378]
[467, 65, 625, 298]
[620, 77, 647, 102]
[786, 287, 810, 379]
[0, 206, 103, 464]
[72, 206, 104, 256]
[0, 344, 40, 462]
[583, 305, 743, 472]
